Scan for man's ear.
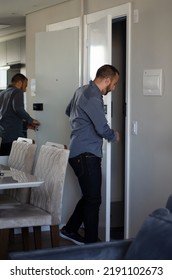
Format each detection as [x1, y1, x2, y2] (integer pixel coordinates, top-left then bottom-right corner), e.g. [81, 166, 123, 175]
[15, 80, 22, 89]
[104, 77, 111, 86]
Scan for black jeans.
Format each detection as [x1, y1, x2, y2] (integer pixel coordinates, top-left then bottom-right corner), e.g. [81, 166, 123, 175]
[0, 142, 12, 155]
[66, 153, 102, 243]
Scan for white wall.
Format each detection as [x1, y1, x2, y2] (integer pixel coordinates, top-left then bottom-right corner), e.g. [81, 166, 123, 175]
[26, 0, 172, 237]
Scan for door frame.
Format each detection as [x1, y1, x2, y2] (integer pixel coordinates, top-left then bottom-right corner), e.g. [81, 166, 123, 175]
[83, 3, 132, 240]
[45, 3, 132, 239]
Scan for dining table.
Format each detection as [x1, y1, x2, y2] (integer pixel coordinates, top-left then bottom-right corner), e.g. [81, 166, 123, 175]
[0, 164, 44, 190]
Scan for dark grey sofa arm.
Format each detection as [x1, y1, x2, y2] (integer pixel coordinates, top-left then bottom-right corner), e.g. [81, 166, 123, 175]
[9, 239, 132, 260]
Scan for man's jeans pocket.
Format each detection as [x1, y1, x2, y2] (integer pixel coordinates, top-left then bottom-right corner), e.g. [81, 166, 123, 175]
[69, 155, 84, 178]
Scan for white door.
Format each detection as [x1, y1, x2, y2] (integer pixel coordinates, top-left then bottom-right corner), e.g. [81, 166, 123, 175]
[85, 15, 113, 241]
[84, 4, 131, 241]
[35, 25, 82, 224]
[35, 27, 79, 148]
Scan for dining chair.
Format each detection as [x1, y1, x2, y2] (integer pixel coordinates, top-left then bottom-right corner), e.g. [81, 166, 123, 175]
[0, 138, 37, 205]
[0, 144, 69, 259]
[8, 137, 36, 173]
[17, 137, 33, 144]
[45, 141, 67, 149]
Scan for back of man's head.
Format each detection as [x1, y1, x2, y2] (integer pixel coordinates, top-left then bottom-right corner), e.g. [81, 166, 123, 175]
[95, 64, 119, 80]
[11, 73, 28, 84]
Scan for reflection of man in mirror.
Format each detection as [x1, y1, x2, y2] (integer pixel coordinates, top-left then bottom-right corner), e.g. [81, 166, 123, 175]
[0, 73, 40, 155]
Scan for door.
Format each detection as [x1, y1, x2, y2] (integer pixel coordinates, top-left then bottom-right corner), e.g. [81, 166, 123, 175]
[35, 25, 82, 224]
[84, 4, 131, 241]
[85, 15, 113, 241]
[35, 27, 79, 148]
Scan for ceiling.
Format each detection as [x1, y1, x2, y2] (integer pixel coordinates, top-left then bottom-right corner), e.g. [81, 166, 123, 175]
[0, 0, 69, 39]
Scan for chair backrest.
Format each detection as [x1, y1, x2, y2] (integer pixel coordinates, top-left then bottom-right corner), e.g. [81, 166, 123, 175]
[8, 140, 37, 174]
[45, 141, 67, 149]
[30, 144, 69, 224]
[17, 137, 33, 144]
[7, 139, 37, 203]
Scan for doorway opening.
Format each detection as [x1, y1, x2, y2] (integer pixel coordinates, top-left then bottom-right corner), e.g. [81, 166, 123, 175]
[110, 17, 126, 240]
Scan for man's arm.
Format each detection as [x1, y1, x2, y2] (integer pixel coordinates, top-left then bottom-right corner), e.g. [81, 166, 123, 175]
[12, 90, 40, 129]
[85, 96, 119, 142]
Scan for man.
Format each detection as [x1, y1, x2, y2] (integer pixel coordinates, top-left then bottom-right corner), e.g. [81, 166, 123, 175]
[0, 73, 40, 155]
[60, 64, 120, 245]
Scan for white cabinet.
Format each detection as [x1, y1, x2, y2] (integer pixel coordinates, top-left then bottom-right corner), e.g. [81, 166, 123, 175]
[0, 42, 6, 66]
[0, 37, 26, 66]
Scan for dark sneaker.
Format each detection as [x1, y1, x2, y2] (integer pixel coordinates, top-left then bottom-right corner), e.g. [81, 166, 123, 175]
[60, 226, 85, 245]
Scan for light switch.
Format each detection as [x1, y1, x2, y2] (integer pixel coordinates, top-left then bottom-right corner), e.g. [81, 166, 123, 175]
[143, 69, 163, 96]
[133, 9, 139, 23]
[132, 121, 138, 135]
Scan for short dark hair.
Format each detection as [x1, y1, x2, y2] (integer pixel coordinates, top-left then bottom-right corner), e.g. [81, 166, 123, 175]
[11, 73, 28, 84]
[95, 64, 119, 79]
